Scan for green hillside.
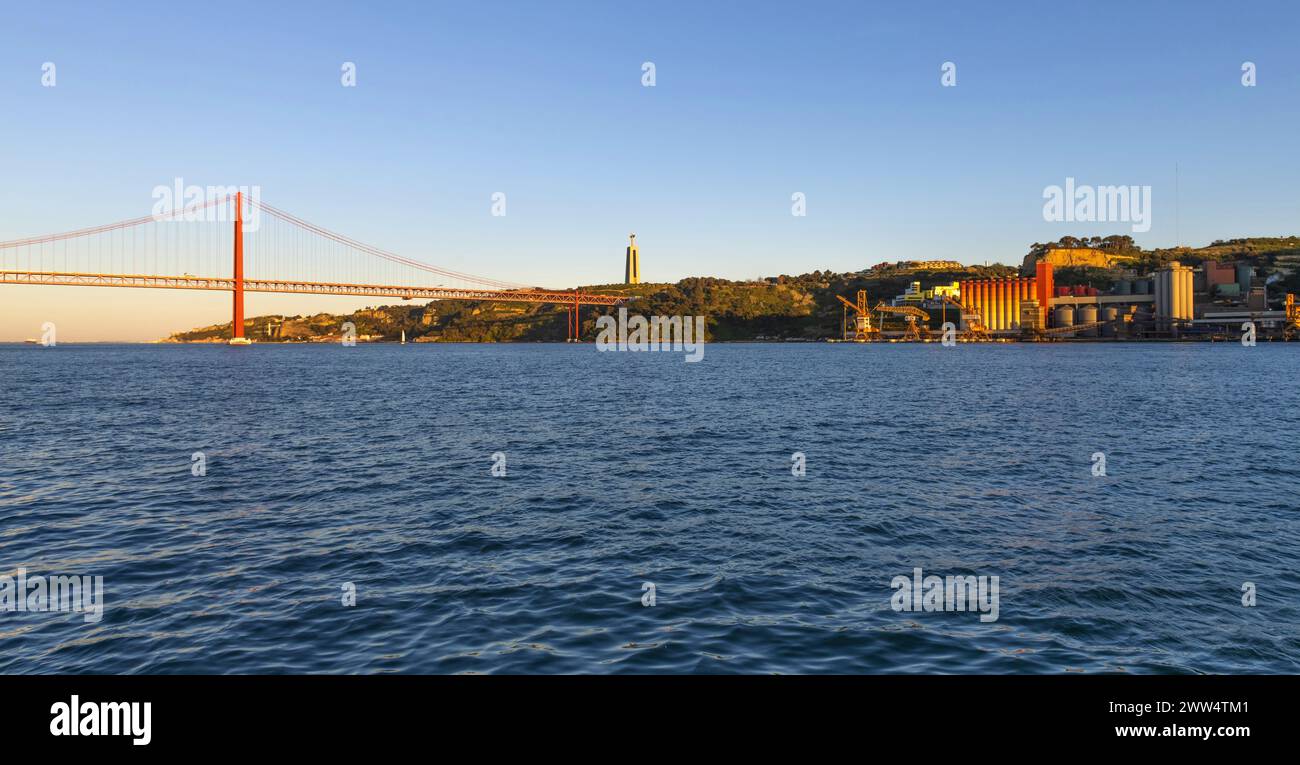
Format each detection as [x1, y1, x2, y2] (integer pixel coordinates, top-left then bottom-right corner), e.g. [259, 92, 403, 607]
[167, 235, 1299, 343]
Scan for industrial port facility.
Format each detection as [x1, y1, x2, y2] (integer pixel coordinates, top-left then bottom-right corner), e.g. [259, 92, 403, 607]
[838, 260, 1300, 342]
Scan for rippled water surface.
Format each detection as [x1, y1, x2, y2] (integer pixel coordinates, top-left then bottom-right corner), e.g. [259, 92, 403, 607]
[1, 342, 1297, 674]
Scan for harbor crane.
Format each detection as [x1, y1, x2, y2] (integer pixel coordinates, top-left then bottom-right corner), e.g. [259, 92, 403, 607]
[871, 302, 930, 342]
[938, 296, 991, 342]
[836, 290, 879, 341]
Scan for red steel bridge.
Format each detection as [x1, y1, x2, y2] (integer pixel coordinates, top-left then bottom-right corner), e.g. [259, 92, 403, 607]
[0, 193, 625, 342]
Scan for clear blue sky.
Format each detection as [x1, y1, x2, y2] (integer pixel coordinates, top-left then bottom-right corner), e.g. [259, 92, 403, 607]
[2, 0, 1297, 339]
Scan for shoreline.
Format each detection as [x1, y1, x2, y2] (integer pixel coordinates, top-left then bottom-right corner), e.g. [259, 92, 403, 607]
[6, 337, 1296, 346]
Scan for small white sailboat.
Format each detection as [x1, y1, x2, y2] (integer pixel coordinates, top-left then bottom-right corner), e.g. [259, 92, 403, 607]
[400, 330, 406, 345]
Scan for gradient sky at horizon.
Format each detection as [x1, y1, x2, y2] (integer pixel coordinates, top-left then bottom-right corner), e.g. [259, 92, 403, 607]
[2, 0, 1298, 340]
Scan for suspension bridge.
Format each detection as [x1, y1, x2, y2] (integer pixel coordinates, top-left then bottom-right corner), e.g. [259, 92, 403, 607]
[0, 193, 626, 343]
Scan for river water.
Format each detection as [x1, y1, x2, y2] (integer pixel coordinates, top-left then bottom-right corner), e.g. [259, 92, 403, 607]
[1, 342, 1296, 673]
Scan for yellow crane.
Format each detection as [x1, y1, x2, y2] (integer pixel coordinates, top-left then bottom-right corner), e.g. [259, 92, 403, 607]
[939, 296, 991, 342]
[836, 290, 879, 341]
[871, 302, 930, 341]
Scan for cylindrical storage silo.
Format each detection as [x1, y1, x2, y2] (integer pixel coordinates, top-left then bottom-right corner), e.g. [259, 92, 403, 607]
[1053, 305, 1075, 337]
[991, 280, 1002, 330]
[986, 279, 996, 330]
[984, 280, 995, 327]
[1154, 270, 1168, 327]
[1002, 280, 1013, 330]
[1134, 279, 1148, 294]
[1031, 278, 1041, 327]
[982, 280, 993, 330]
[1018, 279, 1030, 328]
[1077, 304, 1099, 337]
[1116, 280, 1132, 295]
[987, 280, 998, 330]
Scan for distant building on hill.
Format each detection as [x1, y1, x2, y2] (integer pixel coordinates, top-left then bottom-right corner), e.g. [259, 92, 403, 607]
[867, 259, 967, 274]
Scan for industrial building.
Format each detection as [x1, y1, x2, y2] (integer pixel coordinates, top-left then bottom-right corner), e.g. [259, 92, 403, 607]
[953, 258, 1288, 340]
[957, 261, 1055, 333]
[846, 255, 1292, 342]
[893, 280, 960, 305]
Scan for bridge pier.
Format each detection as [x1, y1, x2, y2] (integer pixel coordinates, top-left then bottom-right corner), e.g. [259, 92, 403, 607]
[567, 292, 581, 342]
[229, 191, 251, 345]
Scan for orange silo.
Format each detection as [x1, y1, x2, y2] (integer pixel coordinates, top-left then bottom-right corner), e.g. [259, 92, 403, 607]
[1007, 279, 1017, 330]
[1005, 279, 1015, 329]
[998, 279, 1008, 330]
[980, 280, 991, 329]
[1015, 278, 1025, 326]
[985, 280, 995, 330]
[1009, 278, 1019, 328]
[999, 279, 1011, 330]
[984, 280, 993, 327]
[991, 279, 1002, 331]
[990, 280, 999, 330]
[1010, 279, 1019, 328]
[1026, 277, 1037, 328]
